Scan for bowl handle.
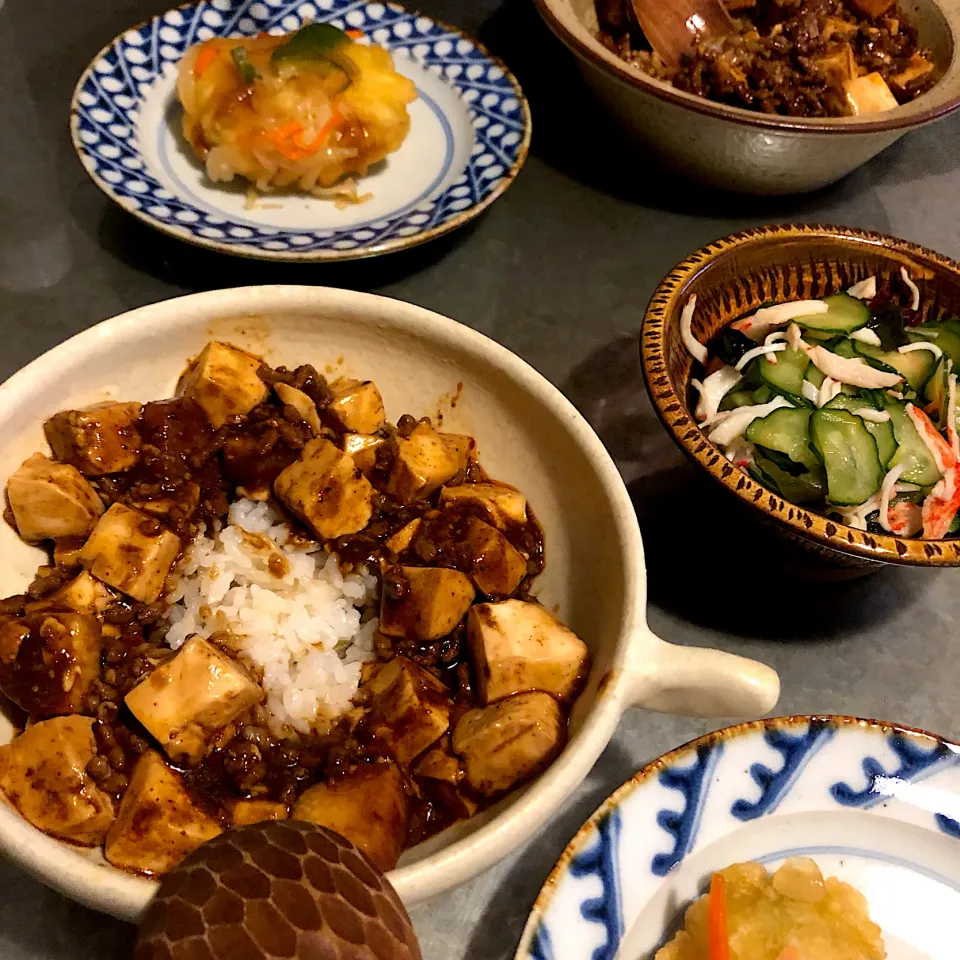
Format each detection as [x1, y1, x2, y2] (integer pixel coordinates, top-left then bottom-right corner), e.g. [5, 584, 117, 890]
[625, 630, 780, 717]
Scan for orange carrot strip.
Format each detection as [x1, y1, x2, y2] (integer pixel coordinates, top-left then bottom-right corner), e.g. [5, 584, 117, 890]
[193, 45, 219, 78]
[707, 874, 730, 960]
[277, 120, 303, 137]
[346, 29, 364, 38]
[290, 109, 342, 155]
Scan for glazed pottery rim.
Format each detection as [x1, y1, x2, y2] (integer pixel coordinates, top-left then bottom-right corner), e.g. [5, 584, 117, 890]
[640, 222, 960, 568]
[533, 0, 960, 135]
[0, 284, 647, 920]
[515, 713, 959, 955]
[69, 2, 532, 263]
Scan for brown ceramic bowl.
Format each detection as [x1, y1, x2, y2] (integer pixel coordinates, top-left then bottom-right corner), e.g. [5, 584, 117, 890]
[640, 223, 960, 573]
[534, 0, 960, 194]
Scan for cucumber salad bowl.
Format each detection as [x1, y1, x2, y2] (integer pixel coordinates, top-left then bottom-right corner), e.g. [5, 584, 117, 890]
[641, 224, 960, 574]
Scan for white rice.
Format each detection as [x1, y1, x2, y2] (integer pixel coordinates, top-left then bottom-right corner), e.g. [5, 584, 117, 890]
[163, 499, 378, 735]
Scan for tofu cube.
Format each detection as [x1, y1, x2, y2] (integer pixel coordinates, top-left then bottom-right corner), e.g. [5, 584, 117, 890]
[468, 599, 588, 705]
[412, 736, 463, 785]
[125, 636, 262, 763]
[440, 483, 528, 530]
[891, 54, 935, 95]
[274, 383, 322, 436]
[105, 751, 221, 875]
[461, 517, 527, 596]
[439, 433, 476, 473]
[25, 571, 115, 617]
[293, 762, 407, 872]
[385, 519, 421, 556]
[326, 378, 386, 435]
[341, 433, 386, 477]
[177, 341, 268, 429]
[385, 423, 462, 504]
[0, 716, 114, 845]
[845, 73, 899, 115]
[363, 657, 452, 766]
[813, 43, 857, 85]
[0, 613, 102, 716]
[78, 503, 181, 603]
[6, 454, 104, 541]
[379, 566, 475, 641]
[452, 692, 564, 797]
[231, 799, 289, 827]
[274, 438, 374, 539]
[43, 402, 142, 476]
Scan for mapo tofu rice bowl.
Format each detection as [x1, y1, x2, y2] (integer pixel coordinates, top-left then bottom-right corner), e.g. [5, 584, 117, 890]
[0, 338, 592, 883]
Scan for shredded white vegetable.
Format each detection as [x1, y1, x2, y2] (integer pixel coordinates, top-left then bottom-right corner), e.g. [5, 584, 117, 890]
[801, 381, 819, 404]
[878, 464, 906, 532]
[680, 295, 708, 365]
[900, 267, 921, 311]
[694, 366, 742, 422]
[724, 437, 756, 466]
[834, 493, 882, 530]
[707, 396, 792, 446]
[852, 408, 891, 423]
[817, 376, 842, 408]
[735, 343, 787, 371]
[850, 328, 882, 346]
[847, 276, 877, 300]
[786, 323, 804, 351]
[899, 341, 943, 360]
[733, 300, 828, 342]
[764, 331, 789, 346]
[806, 345, 902, 389]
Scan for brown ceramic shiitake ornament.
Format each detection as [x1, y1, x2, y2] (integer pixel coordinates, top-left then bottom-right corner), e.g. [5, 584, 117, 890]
[134, 820, 423, 960]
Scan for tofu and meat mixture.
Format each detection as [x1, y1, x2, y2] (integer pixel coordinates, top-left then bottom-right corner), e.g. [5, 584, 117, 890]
[0, 341, 589, 876]
[596, 0, 937, 118]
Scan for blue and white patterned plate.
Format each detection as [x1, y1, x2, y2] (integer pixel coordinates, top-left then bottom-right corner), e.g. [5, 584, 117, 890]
[70, 0, 530, 261]
[517, 717, 960, 960]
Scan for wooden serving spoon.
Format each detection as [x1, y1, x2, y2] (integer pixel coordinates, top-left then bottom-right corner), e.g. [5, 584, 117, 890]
[628, 0, 735, 68]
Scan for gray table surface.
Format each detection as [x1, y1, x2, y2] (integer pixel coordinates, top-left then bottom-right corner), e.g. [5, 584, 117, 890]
[1, 0, 959, 956]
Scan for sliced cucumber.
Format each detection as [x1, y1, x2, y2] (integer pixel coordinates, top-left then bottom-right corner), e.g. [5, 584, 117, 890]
[749, 454, 824, 504]
[854, 341, 936, 391]
[923, 356, 950, 427]
[810, 409, 884, 506]
[908, 322, 960, 367]
[884, 400, 942, 486]
[830, 338, 859, 361]
[793, 294, 870, 335]
[823, 394, 897, 468]
[804, 364, 826, 389]
[745, 407, 819, 471]
[751, 385, 774, 405]
[758, 347, 811, 405]
[719, 388, 757, 412]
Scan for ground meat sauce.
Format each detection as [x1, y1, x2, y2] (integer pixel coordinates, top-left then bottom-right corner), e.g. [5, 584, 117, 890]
[596, 0, 937, 117]
[0, 352, 560, 870]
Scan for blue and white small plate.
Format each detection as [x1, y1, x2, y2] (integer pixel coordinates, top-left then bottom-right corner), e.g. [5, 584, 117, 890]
[517, 717, 960, 960]
[70, 0, 530, 261]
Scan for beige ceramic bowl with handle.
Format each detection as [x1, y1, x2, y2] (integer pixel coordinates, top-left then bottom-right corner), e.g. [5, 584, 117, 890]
[0, 286, 779, 920]
[534, 0, 960, 194]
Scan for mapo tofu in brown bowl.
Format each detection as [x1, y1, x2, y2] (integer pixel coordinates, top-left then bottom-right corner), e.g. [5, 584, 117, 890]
[534, 0, 960, 193]
[0, 287, 778, 920]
